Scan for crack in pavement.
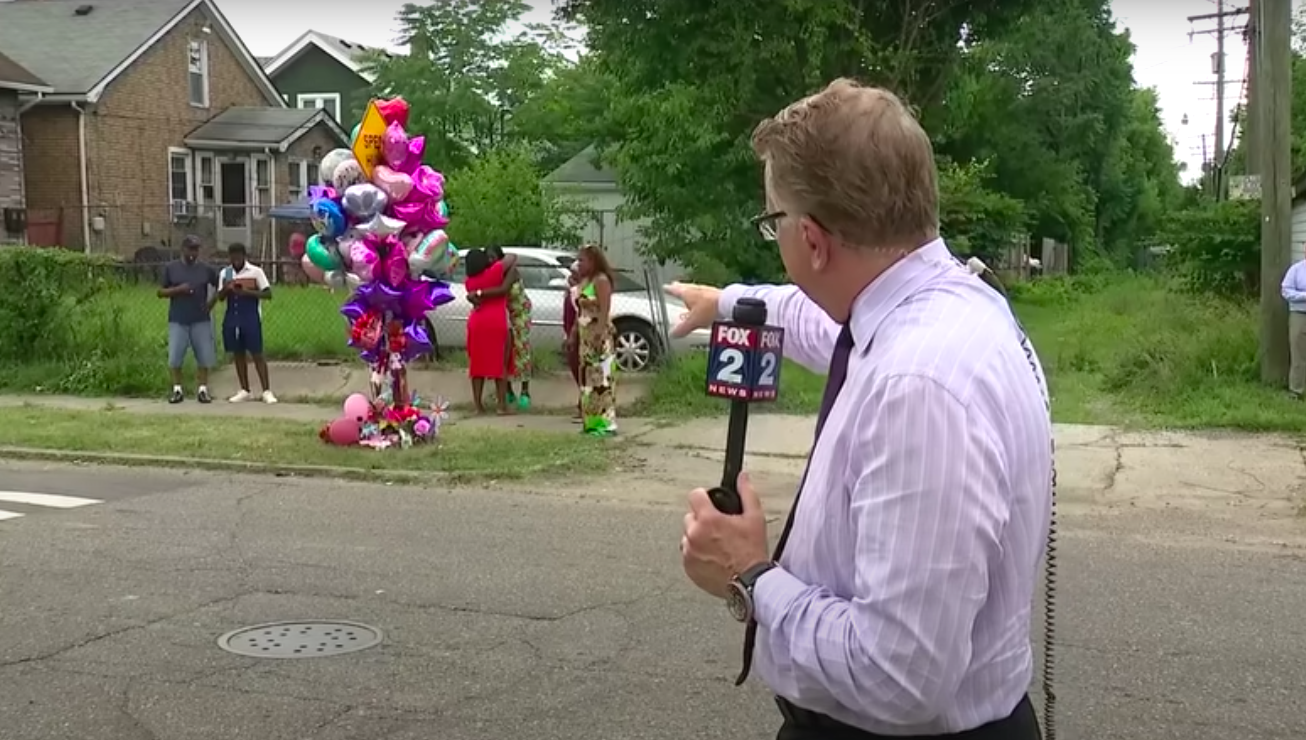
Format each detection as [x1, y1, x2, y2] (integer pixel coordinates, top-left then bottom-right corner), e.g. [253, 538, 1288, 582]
[0, 591, 253, 670]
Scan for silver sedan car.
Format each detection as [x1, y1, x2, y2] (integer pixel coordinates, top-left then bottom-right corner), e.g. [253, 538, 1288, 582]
[430, 247, 709, 372]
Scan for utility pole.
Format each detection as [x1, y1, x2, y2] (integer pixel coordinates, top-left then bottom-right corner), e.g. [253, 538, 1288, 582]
[1256, 0, 1292, 384]
[1189, 5, 1249, 193]
[1215, 0, 1226, 200]
[1246, 0, 1258, 176]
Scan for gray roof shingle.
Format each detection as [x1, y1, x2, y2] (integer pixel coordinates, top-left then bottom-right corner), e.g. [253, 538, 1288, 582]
[0, 0, 192, 95]
[311, 30, 397, 65]
[543, 145, 618, 185]
[0, 49, 49, 90]
[185, 107, 325, 146]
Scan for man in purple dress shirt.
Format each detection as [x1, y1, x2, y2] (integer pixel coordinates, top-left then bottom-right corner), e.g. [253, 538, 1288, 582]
[668, 79, 1052, 739]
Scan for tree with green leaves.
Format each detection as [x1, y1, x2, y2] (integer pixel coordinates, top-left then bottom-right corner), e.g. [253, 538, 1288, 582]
[559, 0, 1180, 278]
[366, 0, 574, 172]
[442, 145, 584, 248]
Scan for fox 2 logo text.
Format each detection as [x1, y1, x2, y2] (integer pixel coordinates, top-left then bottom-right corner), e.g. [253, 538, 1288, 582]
[705, 323, 783, 402]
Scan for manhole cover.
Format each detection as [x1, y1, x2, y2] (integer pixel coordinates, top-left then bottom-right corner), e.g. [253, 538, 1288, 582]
[217, 621, 383, 659]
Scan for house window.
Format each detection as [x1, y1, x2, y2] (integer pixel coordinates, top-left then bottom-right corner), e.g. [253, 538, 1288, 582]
[168, 148, 193, 220]
[196, 153, 215, 214]
[188, 39, 209, 108]
[253, 155, 272, 215]
[296, 93, 341, 121]
[306, 162, 320, 186]
[288, 158, 305, 201]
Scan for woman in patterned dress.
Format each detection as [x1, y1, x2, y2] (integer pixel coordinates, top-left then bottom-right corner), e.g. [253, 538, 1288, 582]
[567, 244, 618, 436]
[487, 246, 533, 410]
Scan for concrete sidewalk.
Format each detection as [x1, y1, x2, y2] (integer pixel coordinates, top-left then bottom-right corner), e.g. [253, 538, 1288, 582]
[203, 362, 650, 410]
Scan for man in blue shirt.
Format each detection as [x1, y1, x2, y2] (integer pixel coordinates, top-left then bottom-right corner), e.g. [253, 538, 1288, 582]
[1280, 257, 1306, 397]
[158, 235, 218, 404]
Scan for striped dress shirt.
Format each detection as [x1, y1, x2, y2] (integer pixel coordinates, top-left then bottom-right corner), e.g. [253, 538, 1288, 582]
[717, 239, 1053, 736]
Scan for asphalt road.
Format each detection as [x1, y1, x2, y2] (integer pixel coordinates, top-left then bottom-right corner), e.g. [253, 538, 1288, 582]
[0, 461, 1302, 740]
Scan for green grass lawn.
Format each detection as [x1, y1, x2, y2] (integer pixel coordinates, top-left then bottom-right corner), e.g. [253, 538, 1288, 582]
[101, 284, 370, 361]
[641, 274, 1306, 433]
[0, 405, 619, 481]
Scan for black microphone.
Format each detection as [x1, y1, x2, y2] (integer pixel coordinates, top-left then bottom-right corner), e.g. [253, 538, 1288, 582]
[703, 297, 784, 514]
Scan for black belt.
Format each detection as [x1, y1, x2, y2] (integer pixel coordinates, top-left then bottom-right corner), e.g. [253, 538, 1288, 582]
[776, 694, 1041, 740]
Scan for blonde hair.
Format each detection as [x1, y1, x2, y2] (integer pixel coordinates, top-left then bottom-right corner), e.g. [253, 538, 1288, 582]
[751, 78, 939, 250]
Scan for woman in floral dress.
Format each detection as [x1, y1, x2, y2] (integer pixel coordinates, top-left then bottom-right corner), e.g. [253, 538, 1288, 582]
[487, 246, 532, 410]
[567, 244, 618, 436]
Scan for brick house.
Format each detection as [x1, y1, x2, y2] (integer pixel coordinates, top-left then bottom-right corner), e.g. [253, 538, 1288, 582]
[0, 50, 51, 243]
[0, 0, 347, 254]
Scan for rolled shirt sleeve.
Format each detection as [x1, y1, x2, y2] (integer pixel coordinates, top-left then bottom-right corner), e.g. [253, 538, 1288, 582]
[718, 284, 840, 374]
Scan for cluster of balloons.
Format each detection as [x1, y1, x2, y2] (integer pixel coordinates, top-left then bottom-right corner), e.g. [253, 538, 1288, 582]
[300, 96, 458, 366]
[303, 97, 458, 449]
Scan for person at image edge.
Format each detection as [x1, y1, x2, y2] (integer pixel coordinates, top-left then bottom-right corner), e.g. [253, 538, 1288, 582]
[670, 79, 1053, 740]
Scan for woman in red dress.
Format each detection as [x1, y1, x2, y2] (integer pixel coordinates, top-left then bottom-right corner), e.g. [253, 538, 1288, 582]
[464, 248, 516, 414]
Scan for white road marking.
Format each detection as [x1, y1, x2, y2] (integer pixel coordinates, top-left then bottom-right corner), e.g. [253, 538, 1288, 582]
[0, 510, 25, 521]
[0, 491, 103, 509]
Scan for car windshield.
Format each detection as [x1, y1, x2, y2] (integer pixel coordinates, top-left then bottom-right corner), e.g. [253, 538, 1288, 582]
[553, 255, 646, 292]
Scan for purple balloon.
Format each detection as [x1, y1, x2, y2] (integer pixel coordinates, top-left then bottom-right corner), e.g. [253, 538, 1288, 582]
[308, 184, 337, 202]
[367, 283, 403, 312]
[340, 294, 368, 323]
[429, 280, 454, 309]
[401, 320, 433, 361]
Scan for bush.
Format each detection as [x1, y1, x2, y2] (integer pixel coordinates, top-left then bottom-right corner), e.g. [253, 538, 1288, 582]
[1163, 199, 1260, 296]
[0, 248, 161, 395]
[1015, 272, 1264, 424]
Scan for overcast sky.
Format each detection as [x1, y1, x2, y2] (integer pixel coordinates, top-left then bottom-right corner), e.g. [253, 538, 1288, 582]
[223, 0, 1256, 182]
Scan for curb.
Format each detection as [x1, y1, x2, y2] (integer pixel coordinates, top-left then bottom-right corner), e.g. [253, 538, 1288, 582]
[0, 446, 466, 484]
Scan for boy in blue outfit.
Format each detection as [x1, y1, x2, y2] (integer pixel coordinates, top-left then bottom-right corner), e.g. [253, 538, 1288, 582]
[217, 243, 277, 404]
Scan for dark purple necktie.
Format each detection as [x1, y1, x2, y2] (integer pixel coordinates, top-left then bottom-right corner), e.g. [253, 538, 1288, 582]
[735, 323, 856, 686]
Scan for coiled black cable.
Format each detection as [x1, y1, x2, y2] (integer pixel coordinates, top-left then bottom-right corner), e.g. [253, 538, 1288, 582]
[974, 263, 1057, 739]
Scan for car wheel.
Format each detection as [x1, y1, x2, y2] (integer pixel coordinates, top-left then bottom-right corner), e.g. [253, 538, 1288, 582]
[614, 319, 659, 373]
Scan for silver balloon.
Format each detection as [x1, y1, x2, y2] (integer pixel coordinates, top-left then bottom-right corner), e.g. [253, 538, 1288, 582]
[318, 148, 355, 185]
[345, 272, 363, 290]
[355, 214, 406, 237]
[341, 183, 390, 220]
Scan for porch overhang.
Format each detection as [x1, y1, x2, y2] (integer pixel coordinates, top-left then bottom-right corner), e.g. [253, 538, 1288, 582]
[184, 107, 348, 154]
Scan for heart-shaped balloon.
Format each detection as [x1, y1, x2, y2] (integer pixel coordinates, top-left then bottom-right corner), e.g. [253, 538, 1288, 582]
[356, 214, 406, 238]
[372, 165, 413, 202]
[318, 149, 355, 185]
[309, 199, 346, 239]
[382, 121, 411, 170]
[332, 158, 367, 192]
[376, 97, 410, 128]
[350, 240, 379, 283]
[341, 183, 390, 220]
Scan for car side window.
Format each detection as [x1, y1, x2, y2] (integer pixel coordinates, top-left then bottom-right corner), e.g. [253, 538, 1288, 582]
[515, 257, 558, 290]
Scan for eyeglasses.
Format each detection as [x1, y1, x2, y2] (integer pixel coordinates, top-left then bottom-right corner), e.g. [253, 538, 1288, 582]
[751, 211, 786, 242]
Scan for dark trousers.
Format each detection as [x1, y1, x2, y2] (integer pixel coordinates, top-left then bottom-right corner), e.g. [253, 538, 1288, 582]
[776, 695, 1042, 740]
